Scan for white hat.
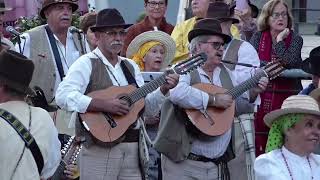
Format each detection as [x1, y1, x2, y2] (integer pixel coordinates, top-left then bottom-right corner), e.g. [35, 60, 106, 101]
[126, 30, 176, 69]
[264, 95, 320, 127]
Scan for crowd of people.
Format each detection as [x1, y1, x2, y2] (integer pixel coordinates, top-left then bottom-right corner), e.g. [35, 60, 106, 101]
[0, 0, 319, 180]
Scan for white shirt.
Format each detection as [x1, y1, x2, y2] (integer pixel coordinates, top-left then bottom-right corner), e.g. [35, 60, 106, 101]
[254, 146, 320, 180]
[224, 40, 261, 106]
[16, 26, 90, 94]
[55, 48, 166, 117]
[2, 37, 15, 51]
[170, 66, 246, 158]
[0, 101, 61, 180]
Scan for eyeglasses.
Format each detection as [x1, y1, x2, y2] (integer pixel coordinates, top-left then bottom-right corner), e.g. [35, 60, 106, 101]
[201, 41, 224, 50]
[271, 12, 287, 19]
[147, 1, 166, 8]
[104, 30, 127, 37]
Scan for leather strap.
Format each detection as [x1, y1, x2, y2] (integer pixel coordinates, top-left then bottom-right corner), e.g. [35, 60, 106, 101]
[120, 60, 138, 88]
[45, 25, 65, 81]
[0, 108, 44, 174]
[223, 39, 243, 71]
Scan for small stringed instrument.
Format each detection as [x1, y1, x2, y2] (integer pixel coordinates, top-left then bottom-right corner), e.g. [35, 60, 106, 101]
[185, 61, 285, 136]
[79, 53, 207, 145]
[51, 136, 82, 180]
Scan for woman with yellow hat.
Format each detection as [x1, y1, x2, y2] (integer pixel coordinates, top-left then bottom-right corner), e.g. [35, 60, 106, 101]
[254, 95, 320, 179]
[126, 29, 176, 180]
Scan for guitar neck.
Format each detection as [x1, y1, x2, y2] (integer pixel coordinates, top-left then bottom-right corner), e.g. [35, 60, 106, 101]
[51, 160, 67, 180]
[226, 71, 266, 99]
[129, 74, 168, 103]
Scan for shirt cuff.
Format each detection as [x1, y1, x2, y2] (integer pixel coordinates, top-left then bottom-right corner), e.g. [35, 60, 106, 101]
[78, 95, 92, 113]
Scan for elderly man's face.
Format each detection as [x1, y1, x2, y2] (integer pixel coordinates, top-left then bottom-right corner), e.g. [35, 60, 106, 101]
[286, 115, 320, 155]
[45, 3, 73, 30]
[145, 0, 167, 20]
[196, 35, 224, 66]
[96, 27, 126, 54]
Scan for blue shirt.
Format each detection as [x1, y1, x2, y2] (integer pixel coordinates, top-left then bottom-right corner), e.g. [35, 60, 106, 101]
[299, 83, 316, 95]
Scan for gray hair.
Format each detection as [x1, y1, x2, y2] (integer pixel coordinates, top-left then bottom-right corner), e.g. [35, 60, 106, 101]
[188, 35, 211, 55]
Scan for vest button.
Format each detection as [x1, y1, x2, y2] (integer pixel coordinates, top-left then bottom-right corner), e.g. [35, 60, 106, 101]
[50, 88, 54, 92]
[53, 73, 56, 77]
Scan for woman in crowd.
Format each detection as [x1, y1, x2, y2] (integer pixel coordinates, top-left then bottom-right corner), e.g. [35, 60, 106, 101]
[79, 12, 98, 50]
[249, 0, 303, 155]
[254, 95, 320, 179]
[126, 29, 176, 180]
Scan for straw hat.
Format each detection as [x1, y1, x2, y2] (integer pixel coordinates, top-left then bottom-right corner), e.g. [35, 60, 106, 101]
[264, 95, 320, 127]
[126, 30, 176, 68]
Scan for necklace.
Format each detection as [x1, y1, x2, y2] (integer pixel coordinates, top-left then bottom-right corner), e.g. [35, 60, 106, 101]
[281, 148, 314, 180]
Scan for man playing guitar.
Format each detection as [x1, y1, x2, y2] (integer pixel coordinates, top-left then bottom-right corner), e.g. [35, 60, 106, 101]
[55, 9, 179, 180]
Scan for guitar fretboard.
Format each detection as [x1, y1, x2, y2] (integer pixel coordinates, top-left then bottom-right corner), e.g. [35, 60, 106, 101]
[128, 74, 168, 103]
[51, 160, 67, 180]
[226, 70, 267, 99]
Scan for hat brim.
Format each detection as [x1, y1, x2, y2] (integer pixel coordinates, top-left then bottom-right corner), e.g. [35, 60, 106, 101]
[0, 75, 33, 95]
[230, 3, 259, 18]
[126, 30, 176, 68]
[188, 28, 232, 44]
[302, 57, 320, 76]
[40, 2, 78, 19]
[310, 88, 320, 103]
[217, 17, 240, 24]
[264, 108, 320, 127]
[90, 24, 133, 32]
[0, 7, 12, 12]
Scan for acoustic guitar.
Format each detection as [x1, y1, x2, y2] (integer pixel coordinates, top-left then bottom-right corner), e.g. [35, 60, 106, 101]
[185, 61, 285, 136]
[79, 53, 207, 144]
[51, 136, 82, 180]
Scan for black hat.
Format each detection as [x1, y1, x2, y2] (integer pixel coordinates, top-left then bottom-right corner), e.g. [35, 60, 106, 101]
[90, 9, 132, 32]
[40, 0, 79, 19]
[207, 2, 239, 24]
[188, 18, 231, 43]
[302, 46, 320, 76]
[0, 50, 34, 94]
[230, 0, 259, 19]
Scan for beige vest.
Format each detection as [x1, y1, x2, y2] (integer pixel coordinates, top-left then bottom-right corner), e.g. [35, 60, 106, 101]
[28, 25, 86, 102]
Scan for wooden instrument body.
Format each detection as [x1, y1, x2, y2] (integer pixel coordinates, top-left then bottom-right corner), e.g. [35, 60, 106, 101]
[80, 85, 144, 143]
[185, 83, 235, 136]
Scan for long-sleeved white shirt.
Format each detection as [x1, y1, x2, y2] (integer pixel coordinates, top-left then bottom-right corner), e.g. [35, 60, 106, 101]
[255, 146, 320, 180]
[16, 26, 90, 95]
[0, 101, 61, 180]
[170, 66, 251, 159]
[55, 48, 166, 118]
[224, 39, 261, 106]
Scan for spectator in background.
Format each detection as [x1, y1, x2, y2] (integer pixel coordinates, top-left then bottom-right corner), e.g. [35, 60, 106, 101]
[79, 12, 98, 50]
[300, 46, 320, 95]
[121, 0, 174, 56]
[254, 95, 320, 180]
[229, 0, 259, 40]
[126, 29, 176, 180]
[0, 0, 15, 50]
[250, 0, 303, 156]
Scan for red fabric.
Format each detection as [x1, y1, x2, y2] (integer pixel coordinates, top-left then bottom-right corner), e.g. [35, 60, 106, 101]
[255, 30, 296, 156]
[121, 16, 174, 56]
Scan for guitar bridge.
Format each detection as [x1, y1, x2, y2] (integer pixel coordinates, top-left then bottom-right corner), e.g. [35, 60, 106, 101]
[200, 109, 215, 126]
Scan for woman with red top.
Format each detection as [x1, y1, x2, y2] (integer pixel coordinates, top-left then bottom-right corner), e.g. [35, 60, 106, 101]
[250, 0, 303, 156]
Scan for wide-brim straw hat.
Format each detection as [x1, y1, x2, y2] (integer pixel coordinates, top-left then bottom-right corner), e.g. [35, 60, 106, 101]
[40, 0, 78, 19]
[264, 95, 320, 127]
[0, 0, 12, 12]
[126, 30, 176, 68]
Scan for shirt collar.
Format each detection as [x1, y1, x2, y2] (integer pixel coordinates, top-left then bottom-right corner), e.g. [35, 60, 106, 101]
[92, 48, 122, 68]
[142, 16, 168, 30]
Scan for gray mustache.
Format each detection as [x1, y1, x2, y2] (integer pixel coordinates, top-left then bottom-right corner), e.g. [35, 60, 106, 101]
[111, 41, 123, 46]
